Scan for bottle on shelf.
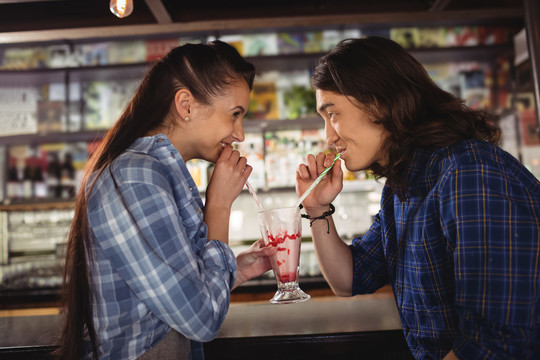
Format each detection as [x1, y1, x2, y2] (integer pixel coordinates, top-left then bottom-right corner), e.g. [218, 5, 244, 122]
[22, 157, 35, 199]
[33, 158, 47, 199]
[244, 141, 265, 189]
[46, 152, 62, 199]
[60, 153, 76, 199]
[7, 157, 22, 200]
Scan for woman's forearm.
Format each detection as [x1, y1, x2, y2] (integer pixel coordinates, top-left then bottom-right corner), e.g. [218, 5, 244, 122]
[204, 202, 231, 244]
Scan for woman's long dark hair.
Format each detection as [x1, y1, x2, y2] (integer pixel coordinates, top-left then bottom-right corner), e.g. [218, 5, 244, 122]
[53, 40, 255, 360]
[311, 36, 500, 199]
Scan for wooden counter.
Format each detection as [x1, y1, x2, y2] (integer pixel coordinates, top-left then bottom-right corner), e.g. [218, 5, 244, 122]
[0, 293, 412, 360]
[205, 294, 412, 360]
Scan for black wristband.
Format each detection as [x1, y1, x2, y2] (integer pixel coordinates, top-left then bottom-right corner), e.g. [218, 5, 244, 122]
[299, 203, 335, 234]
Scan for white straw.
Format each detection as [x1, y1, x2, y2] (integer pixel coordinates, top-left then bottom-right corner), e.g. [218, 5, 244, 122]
[245, 180, 265, 212]
[294, 153, 341, 208]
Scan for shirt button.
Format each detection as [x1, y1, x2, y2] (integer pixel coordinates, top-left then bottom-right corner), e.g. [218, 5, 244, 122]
[189, 187, 193, 191]
[197, 208, 202, 214]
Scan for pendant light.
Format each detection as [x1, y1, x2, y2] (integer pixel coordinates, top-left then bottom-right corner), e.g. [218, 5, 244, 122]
[110, 0, 134, 18]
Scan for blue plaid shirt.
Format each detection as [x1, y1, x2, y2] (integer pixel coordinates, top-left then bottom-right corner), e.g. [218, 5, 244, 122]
[84, 135, 236, 359]
[351, 140, 540, 359]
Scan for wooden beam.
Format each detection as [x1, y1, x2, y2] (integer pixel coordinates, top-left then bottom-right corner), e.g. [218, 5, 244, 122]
[144, 0, 172, 24]
[0, 0, 67, 3]
[429, 0, 453, 12]
[0, 7, 524, 44]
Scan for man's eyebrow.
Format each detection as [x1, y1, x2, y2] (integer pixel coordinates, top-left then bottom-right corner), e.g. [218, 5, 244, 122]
[318, 102, 334, 113]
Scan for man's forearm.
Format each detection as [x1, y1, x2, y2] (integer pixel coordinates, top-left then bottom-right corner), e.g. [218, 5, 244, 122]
[309, 214, 353, 296]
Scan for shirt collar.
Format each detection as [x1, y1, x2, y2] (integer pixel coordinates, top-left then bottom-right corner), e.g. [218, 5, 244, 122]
[128, 134, 173, 154]
[404, 147, 442, 198]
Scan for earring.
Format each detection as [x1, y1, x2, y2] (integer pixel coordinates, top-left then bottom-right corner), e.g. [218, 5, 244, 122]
[184, 117, 190, 121]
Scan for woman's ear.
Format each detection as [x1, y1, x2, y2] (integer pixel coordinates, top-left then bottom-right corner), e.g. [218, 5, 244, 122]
[174, 89, 192, 122]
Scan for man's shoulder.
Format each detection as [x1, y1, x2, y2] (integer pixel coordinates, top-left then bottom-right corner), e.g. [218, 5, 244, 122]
[440, 140, 539, 196]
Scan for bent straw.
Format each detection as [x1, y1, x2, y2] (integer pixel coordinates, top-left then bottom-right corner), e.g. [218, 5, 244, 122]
[245, 180, 265, 212]
[294, 152, 341, 208]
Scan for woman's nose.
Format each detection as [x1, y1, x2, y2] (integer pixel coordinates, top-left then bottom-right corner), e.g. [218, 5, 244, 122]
[233, 121, 245, 143]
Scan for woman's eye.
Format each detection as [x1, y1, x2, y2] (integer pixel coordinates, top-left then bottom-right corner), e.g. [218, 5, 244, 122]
[329, 113, 336, 121]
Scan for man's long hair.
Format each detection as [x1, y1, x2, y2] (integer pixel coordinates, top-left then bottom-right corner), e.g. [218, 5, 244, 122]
[312, 36, 500, 199]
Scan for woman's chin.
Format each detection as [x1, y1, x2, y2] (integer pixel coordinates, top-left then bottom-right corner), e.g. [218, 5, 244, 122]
[206, 148, 222, 164]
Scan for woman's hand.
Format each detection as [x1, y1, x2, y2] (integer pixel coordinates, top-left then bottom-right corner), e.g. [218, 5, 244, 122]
[233, 239, 276, 290]
[206, 145, 252, 209]
[204, 146, 252, 244]
[296, 152, 343, 210]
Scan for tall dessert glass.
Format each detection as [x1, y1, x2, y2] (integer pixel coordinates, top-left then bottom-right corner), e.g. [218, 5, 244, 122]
[258, 206, 310, 304]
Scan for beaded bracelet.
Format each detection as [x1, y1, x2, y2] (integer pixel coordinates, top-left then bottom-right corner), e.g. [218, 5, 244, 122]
[299, 203, 335, 234]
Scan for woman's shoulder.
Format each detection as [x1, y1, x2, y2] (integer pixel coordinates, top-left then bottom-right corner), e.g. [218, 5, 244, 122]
[110, 151, 170, 187]
[87, 152, 172, 210]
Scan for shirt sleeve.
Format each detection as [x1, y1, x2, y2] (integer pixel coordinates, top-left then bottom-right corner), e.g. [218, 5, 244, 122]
[438, 161, 540, 359]
[350, 212, 389, 295]
[88, 169, 236, 343]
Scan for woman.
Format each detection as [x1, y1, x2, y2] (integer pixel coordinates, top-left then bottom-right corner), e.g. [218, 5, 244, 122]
[55, 40, 275, 359]
[297, 37, 540, 359]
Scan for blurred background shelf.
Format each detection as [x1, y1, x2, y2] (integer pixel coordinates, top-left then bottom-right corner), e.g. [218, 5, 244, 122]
[0, 0, 538, 309]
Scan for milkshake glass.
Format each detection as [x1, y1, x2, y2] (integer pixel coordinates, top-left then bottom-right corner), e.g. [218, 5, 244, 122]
[258, 206, 310, 304]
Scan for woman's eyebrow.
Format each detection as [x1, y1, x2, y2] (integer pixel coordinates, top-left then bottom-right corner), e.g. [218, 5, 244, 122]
[230, 105, 246, 113]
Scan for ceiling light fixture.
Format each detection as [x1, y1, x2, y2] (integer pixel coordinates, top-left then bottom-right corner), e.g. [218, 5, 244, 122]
[110, 0, 134, 18]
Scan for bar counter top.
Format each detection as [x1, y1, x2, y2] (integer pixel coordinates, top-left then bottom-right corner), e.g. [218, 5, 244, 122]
[0, 293, 413, 360]
[219, 294, 402, 337]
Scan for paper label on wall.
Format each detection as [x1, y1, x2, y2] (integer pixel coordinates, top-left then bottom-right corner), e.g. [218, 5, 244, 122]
[0, 87, 39, 136]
